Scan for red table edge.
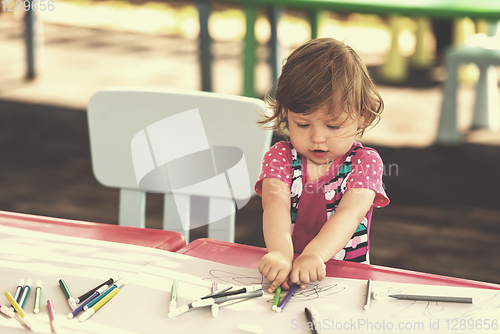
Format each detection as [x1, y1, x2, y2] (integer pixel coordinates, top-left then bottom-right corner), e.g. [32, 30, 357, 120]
[177, 238, 500, 290]
[0, 210, 186, 251]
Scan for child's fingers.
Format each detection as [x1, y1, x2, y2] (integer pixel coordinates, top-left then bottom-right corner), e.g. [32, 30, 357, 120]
[283, 281, 305, 290]
[268, 277, 283, 293]
[290, 267, 311, 285]
[267, 270, 288, 293]
[259, 260, 281, 282]
[260, 266, 277, 289]
[308, 270, 318, 283]
[289, 268, 300, 285]
[299, 271, 311, 284]
[318, 265, 326, 281]
[258, 259, 271, 276]
[268, 281, 280, 293]
[258, 264, 268, 277]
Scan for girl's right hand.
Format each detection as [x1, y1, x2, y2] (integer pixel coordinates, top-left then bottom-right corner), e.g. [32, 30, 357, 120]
[258, 251, 293, 293]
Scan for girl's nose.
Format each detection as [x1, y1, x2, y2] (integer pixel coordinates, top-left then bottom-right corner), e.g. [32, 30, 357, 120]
[311, 128, 326, 143]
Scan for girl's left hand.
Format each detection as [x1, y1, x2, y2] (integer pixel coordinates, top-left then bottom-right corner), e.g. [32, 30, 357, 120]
[289, 252, 326, 287]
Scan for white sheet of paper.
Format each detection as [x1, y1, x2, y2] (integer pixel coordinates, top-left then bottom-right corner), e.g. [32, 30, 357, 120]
[1, 225, 499, 333]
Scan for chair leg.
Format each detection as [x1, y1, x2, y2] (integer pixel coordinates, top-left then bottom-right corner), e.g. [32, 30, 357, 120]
[378, 15, 407, 83]
[119, 189, 146, 228]
[472, 65, 500, 131]
[208, 198, 236, 242]
[410, 17, 433, 69]
[436, 56, 462, 144]
[164, 193, 190, 243]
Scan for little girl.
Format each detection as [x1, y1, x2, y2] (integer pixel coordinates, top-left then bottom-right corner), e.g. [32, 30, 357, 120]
[255, 38, 390, 293]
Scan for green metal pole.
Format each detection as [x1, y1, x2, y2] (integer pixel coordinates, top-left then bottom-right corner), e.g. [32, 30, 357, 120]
[309, 9, 321, 39]
[24, 0, 37, 79]
[268, 6, 284, 96]
[198, 0, 212, 92]
[243, 4, 257, 97]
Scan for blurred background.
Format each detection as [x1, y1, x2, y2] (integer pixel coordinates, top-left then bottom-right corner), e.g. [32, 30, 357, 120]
[1, 0, 499, 284]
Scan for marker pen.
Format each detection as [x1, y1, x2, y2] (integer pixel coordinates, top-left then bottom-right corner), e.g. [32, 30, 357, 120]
[211, 282, 219, 318]
[192, 290, 264, 307]
[276, 284, 299, 313]
[33, 280, 42, 314]
[59, 279, 77, 310]
[304, 307, 318, 334]
[84, 280, 125, 310]
[364, 279, 372, 310]
[389, 294, 473, 303]
[167, 303, 193, 318]
[47, 299, 59, 333]
[272, 286, 281, 311]
[0, 304, 15, 318]
[68, 285, 108, 319]
[169, 279, 179, 313]
[309, 306, 320, 320]
[206, 285, 262, 299]
[201, 285, 233, 299]
[76, 275, 120, 303]
[10, 279, 25, 311]
[4, 292, 32, 330]
[79, 288, 120, 322]
[18, 279, 32, 309]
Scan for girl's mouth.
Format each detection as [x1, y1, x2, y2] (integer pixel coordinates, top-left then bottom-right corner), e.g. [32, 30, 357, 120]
[311, 149, 328, 158]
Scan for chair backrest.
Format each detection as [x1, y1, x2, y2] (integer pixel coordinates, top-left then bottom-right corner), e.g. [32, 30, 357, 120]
[87, 87, 273, 242]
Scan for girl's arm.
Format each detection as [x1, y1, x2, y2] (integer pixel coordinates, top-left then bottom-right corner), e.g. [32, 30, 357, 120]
[289, 188, 376, 285]
[258, 178, 294, 293]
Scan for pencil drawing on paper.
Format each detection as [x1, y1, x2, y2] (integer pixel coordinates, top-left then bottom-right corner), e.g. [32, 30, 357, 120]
[287, 283, 345, 302]
[203, 269, 345, 304]
[204, 269, 265, 286]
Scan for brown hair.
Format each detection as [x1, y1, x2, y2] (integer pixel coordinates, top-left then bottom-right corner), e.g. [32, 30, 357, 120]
[260, 38, 383, 138]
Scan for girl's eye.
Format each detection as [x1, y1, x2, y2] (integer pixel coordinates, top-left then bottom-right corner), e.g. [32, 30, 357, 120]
[297, 123, 309, 128]
[327, 125, 340, 130]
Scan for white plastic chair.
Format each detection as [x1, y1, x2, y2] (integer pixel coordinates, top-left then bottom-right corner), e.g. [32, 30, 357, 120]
[87, 88, 273, 243]
[437, 35, 500, 144]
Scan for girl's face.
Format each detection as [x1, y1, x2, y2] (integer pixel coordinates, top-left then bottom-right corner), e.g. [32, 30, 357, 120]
[287, 105, 361, 167]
